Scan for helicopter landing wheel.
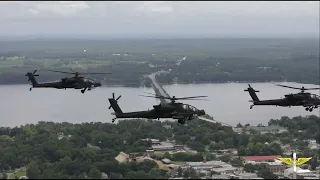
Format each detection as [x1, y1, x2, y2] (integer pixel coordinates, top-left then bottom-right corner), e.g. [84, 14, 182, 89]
[112, 118, 116, 123]
[305, 107, 309, 111]
[81, 89, 85, 93]
[309, 108, 313, 112]
[29, 88, 32, 91]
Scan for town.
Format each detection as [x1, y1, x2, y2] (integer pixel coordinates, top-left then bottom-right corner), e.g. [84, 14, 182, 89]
[112, 120, 320, 179]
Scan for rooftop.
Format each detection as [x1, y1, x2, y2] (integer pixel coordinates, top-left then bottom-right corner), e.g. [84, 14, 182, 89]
[244, 155, 281, 161]
[186, 160, 230, 167]
[246, 125, 287, 132]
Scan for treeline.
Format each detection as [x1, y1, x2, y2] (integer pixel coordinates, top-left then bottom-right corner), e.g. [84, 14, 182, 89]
[0, 54, 319, 86]
[268, 115, 320, 144]
[0, 115, 319, 178]
[0, 38, 319, 86]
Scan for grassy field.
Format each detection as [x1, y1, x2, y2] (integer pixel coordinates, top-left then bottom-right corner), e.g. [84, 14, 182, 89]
[9, 169, 26, 179]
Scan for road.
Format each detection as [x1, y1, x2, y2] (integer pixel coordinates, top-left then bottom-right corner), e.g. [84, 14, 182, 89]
[147, 71, 171, 104]
[146, 71, 234, 128]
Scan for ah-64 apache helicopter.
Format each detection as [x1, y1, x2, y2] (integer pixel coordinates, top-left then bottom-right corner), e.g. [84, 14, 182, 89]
[245, 84, 320, 112]
[108, 92, 208, 124]
[25, 69, 110, 93]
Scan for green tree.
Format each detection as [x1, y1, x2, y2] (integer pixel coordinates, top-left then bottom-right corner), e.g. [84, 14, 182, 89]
[244, 163, 255, 173]
[88, 168, 102, 179]
[26, 163, 41, 179]
[258, 169, 278, 179]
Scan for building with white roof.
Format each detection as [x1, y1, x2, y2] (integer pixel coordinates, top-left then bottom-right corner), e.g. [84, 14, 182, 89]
[283, 167, 319, 179]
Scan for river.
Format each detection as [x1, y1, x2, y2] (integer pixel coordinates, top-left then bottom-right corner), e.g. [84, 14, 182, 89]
[0, 82, 319, 127]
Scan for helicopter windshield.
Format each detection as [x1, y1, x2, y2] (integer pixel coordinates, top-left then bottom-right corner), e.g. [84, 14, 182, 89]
[311, 94, 320, 99]
[83, 78, 95, 83]
[181, 103, 200, 112]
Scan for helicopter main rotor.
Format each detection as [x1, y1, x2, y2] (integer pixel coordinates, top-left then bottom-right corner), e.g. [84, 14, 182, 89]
[43, 69, 111, 78]
[275, 84, 320, 93]
[139, 92, 208, 103]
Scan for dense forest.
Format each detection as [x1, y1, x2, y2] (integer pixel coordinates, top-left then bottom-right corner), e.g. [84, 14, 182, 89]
[0, 38, 319, 86]
[0, 115, 319, 178]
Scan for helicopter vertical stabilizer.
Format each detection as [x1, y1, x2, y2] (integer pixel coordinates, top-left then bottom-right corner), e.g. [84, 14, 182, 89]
[25, 70, 39, 86]
[108, 93, 123, 115]
[244, 84, 260, 102]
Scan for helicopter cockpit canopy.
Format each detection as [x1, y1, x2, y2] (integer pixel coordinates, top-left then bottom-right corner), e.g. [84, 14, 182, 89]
[83, 78, 95, 84]
[310, 94, 320, 100]
[182, 103, 200, 112]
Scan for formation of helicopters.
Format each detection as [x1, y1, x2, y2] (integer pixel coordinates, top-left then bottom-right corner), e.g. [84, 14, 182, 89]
[25, 69, 320, 124]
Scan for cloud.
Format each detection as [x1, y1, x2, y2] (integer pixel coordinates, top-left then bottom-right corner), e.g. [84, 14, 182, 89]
[30, 1, 90, 16]
[0, 1, 318, 37]
[137, 1, 173, 13]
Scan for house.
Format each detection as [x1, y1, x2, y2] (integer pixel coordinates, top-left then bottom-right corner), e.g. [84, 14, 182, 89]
[212, 166, 238, 174]
[146, 149, 155, 157]
[212, 174, 232, 179]
[307, 139, 320, 150]
[115, 152, 130, 163]
[263, 161, 287, 173]
[162, 158, 171, 164]
[151, 142, 186, 152]
[186, 160, 237, 173]
[283, 167, 319, 179]
[101, 172, 109, 179]
[230, 172, 261, 179]
[142, 138, 161, 145]
[245, 125, 287, 134]
[244, 155, 281, 162]
[135, 156, 155, 163]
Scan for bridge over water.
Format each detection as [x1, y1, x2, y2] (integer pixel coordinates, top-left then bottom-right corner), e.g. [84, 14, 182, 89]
[146, 71, 234, 129]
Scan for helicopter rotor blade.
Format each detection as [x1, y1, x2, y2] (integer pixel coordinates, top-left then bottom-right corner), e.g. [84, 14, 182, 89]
[112, 93, 115, 99]
[173, 96, 208, 100]
[139, 95, 167, 99]
[80, 72, 112, 75]
[33, 70, 37, 74]
[43, 69, 75, 74]
[116, 95, 122, 101]
[304, 87, 320, 90]
[143, 92, 158, 96]
[275, 84, 302, 90]
[178, 99, 210, 101]
[139, 95, 208, 101]
[275, 84, 320, 90]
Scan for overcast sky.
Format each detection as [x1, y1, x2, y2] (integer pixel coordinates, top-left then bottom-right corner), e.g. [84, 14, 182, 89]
[1, 1, 319, 38]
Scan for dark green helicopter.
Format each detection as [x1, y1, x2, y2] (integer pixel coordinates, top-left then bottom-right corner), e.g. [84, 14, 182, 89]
[26, 69, 110, 93]
[245, 84, 320, 112]
[108, 92, 208, 124]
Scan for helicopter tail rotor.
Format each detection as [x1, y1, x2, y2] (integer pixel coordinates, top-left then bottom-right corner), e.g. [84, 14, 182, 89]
[109, 93, 122, 109]
[25, 70, 39, 85]
[244, 84, 260, 92]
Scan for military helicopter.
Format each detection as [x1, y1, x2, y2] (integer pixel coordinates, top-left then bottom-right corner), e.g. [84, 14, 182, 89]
[108, 92, 207, 124]
[25, 69, 110, 93]
[245, 84, 320, 111]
